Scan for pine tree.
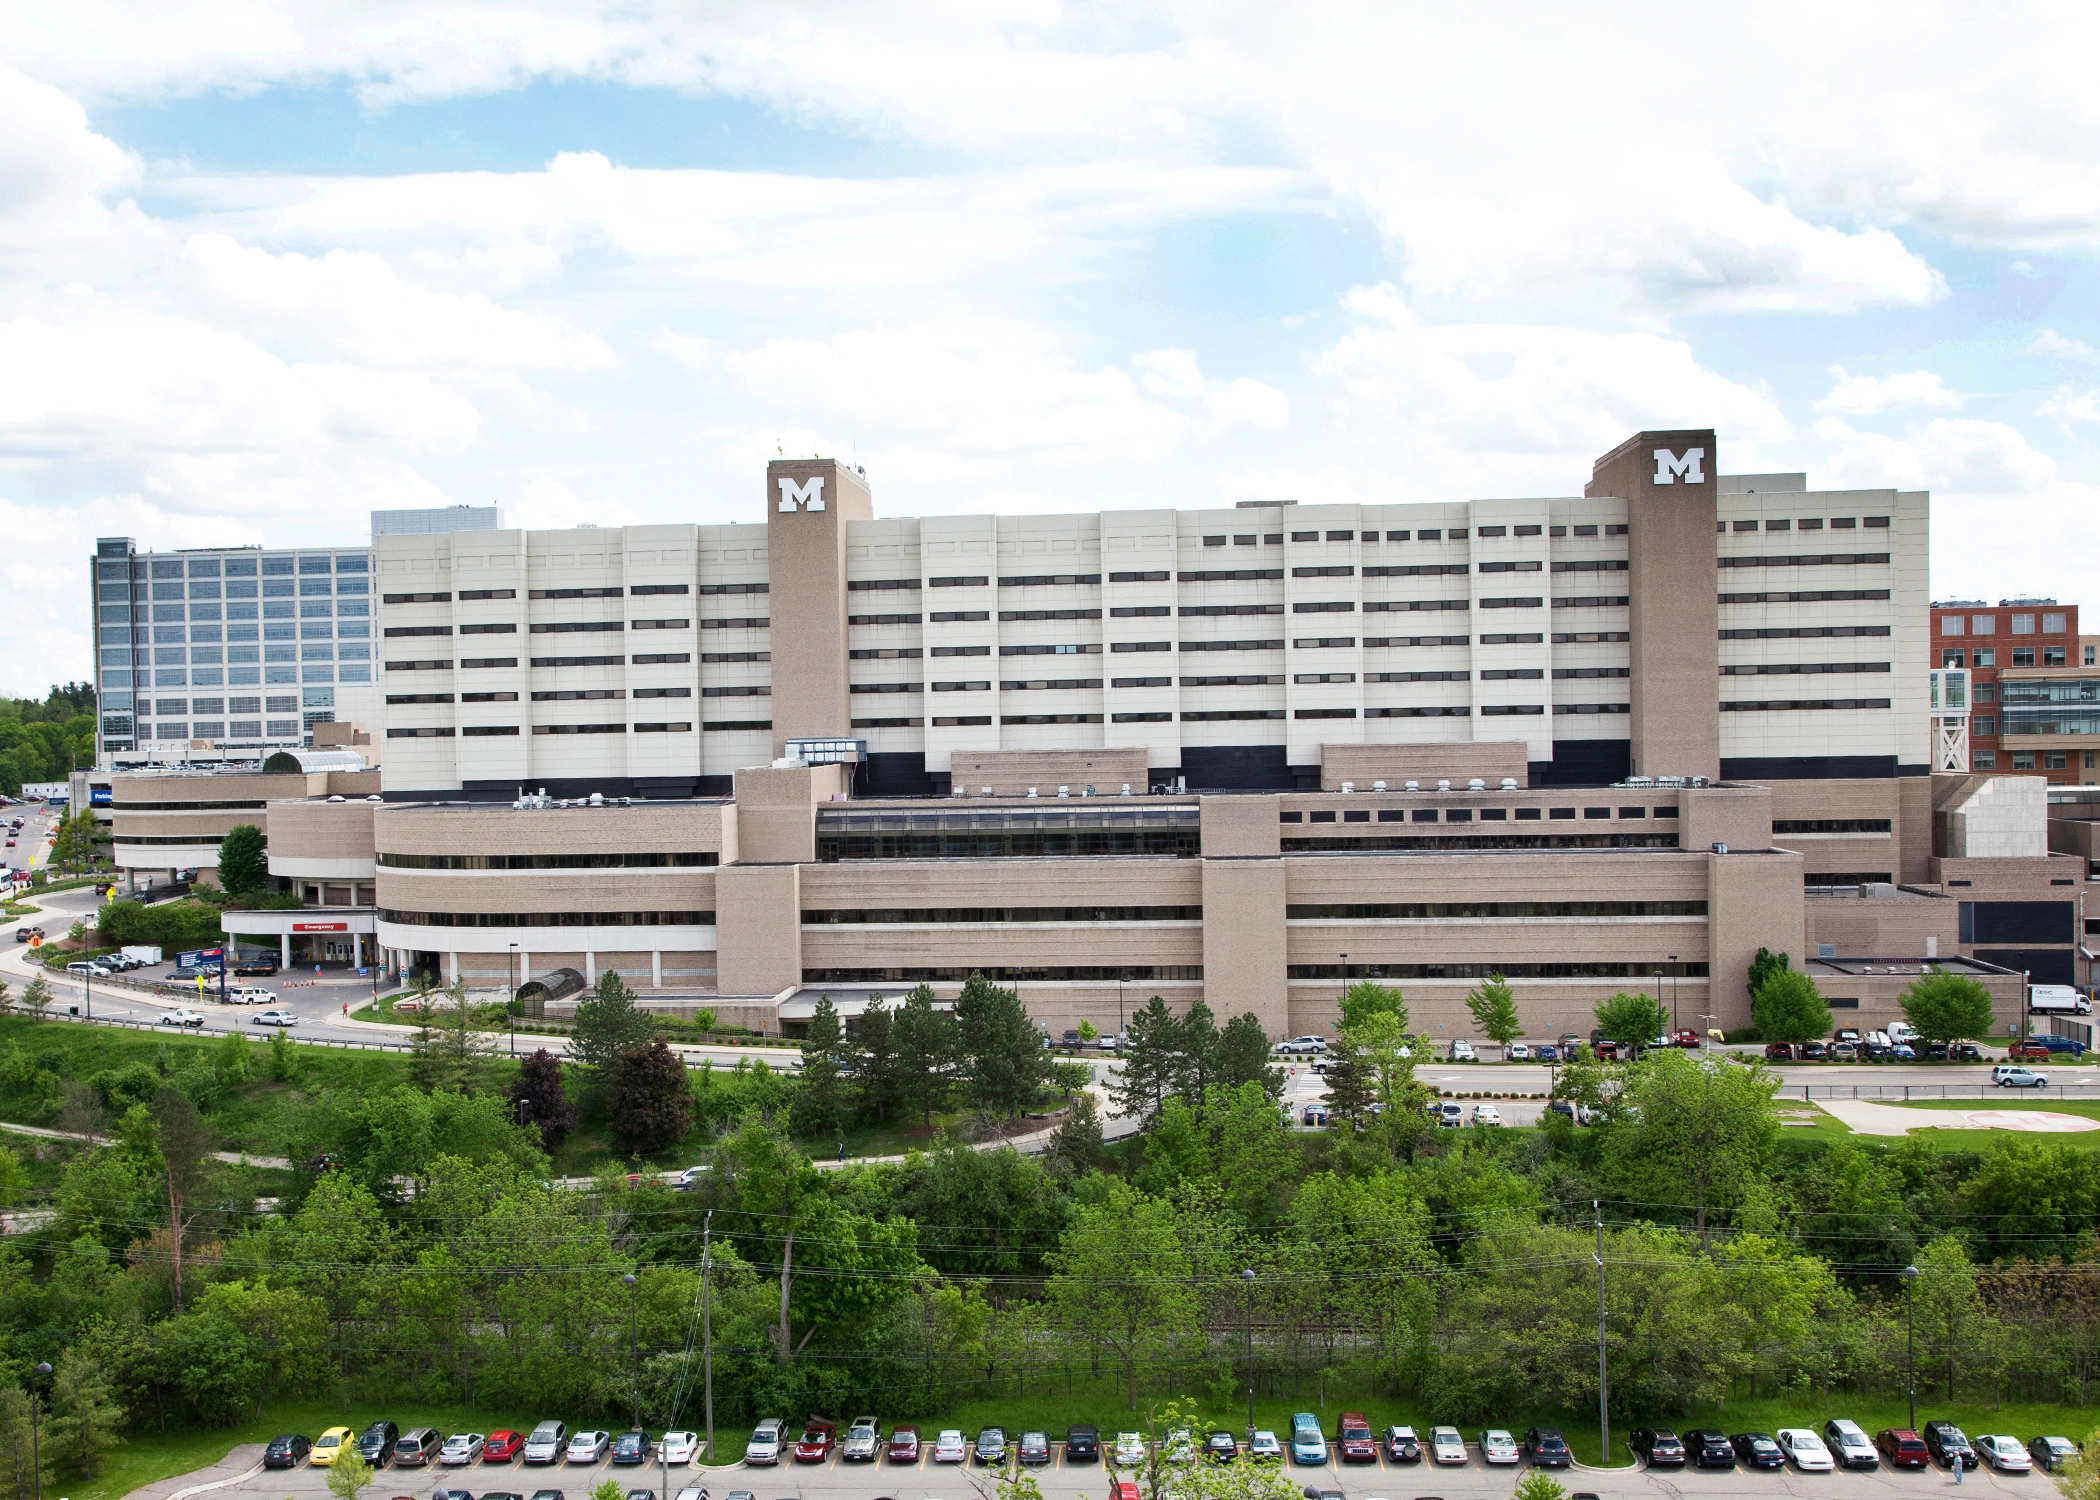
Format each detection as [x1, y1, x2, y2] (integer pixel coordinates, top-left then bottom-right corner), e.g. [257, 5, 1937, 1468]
[42, 1349, 122, 1478]
[955, 971, 1053, 1121]
[794, 994, 847, 1138]
[1111, 995, 1182, 1122]
[892, 983, 955, 1128]
[1217, 1011, 1282, 1098]
[571, 969, 654, 1109]
[1173, 997, 1222, 1103]
[851, 993, 899, 1123]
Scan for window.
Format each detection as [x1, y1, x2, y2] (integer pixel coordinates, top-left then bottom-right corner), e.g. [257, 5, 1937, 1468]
[1106, 570, 1168, 583]
[634, 583, 692, 596]
[999, 573, 1101, 588]
[383, 591, 451, 604]
[1864, 515, 1890, 528]
[1292, 565, 1354, 578]
[1972, 614, 1996, 634]
[529, 586, 622, 599]
[1942, 648, 1965, 668]
[1975, 682, 1995, 703]
[1110, 605, 1171, 617]
[1732, 520, 1758, 532]
[461, 724, 520, 737]
[1975, 750, 1996, 768]
[929, 645, 989, 657]
[703, 652, 767, 664]
[1831, 517, 1856, 529]
[1386, 530, 1410, 541]
[1974, 648, 1996, 667]
[2044, 752, 2067, 770]
[2044, 646, 2066, 666]
[1514, 524, 1542, 537]
[1293, 600, 1354, 612]
[458, 588, 517, 601]
[2012, 613, 2036, 634]
[1475, 525, 1505, 537]
[1327, 530, 1354, 541]
[2044, 612, 2067, 633]
[2085, 646, 2098, 666]
[631, 618, 689, 630]
[2013, 647, 2035, 667]
[1766, 519, 1790, 531]
[2012, 752, 2036, 770]
[1606, 524, 1627, 536]
[1291, 530, 1317, 542]
[1203, 535, 1226, 547]
[1799, 518, 1824, 530]
[1973, 716, 1996, 737]
[460, 622, 516, 635]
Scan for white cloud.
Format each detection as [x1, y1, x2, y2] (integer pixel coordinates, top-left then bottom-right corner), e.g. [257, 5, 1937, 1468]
[510, 475, 639, 532]
[1816, 366, 1964, 417]
[2029, 328, 2099, 362]
[2038, 387, 2100, 426]
[1815, 415, 2057, 494]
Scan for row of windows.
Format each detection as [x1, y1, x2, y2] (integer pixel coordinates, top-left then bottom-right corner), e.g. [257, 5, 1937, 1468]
[1772, 819, 1893, 834]
[1716, 552, 1889, 568]
[384, 654, 698, 671]
[806, 966, 1203, 983]
[1944, 646, 2069, 668]
[1939, 611, 2069, 636]
[802, 906, 1200, 924]
[107, 552, 367, 581]
[816, 828, 1202, 860]
[1718, 662, 1890, 675]
[1718, 698, 1891, 711]
[108, 798, 268, 812]
[1283, 805, 1675, 825]
[1722, 517, 1885, 532]
[379, 909, 714, 927]
[383, 619, 687, 636]
[1282, 833, 1681, 853]
[387, 723, 694, 737]
[378, 851, 718, 869]
[1289, 961, 1709, 979]
[1287, 900, 1705, 919]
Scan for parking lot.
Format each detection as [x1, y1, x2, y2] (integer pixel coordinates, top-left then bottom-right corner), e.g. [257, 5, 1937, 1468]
[142, 1437, 2047, 1500]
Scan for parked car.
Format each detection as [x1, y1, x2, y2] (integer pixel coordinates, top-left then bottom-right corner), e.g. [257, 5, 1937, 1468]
[1874, 1430, 1928, 1469]
[1301, 1104, 1332, 1127]
[1523, 1428, 1570, 1468]
[1993, 1066, 2049, 1088]
[1800, 1040, 1828, 1059]
[441, 1434, 487, 1466]
[611, 1432, 650, 1465]
[65, 961, 112, 978]
[1204, 1432, 1238, 1463]
[567, 1431, 611, 1465]
[1274, 1036, 1326, 1056]
[659, 1432, 699, 1465]
[1672, 1029, 1702, 1048]
[1062, 1426, 1097, 1464]
[933, 1430, 968, 1464]
[356, 1421, 401, 1467]
[1019, 1432, 1052, 1467]
[1685, 1430, 1735, 1469]
[742, 1419, 783, 1466]
[2009, 1041, 2055, 1060]
[793, 1421, 835, 1463]
[1776, 1429, 1835, 1471]
[1436, 1101, 1465, 1127]
[1825, 1419, 1878, 1469]
[1471, 1103, 1503, 1126]
[264, 1435, 313, 1469]
[1247, 1431, 1283, 1462]
[1629, 1428, 1685, 1467]
[1430, 1427, 1467, 1465]
[1730, 1433, 1785, 1469]
[1973, 1435, 2030, 1473]
[974, 1427, 1007, 1465]
[886, 1426, 920, 1463]
[1505, 1042, 1531, 1060]
[1479, 1430, 1521, 1466]
[1383, 1426, 1421, 1463]
[2031, 1035, 2087, 1056]
[528, 1490, 567, 1500]
[310, 1428, 354, 1467]
[2030, 1436, 2078, 1472]
[1336, 1414, 1377, 1464]
[485, 1431, 525, 1463]
[1547, 1099, 1594, 1125]
[394, 1429, 446, 1468]
[158, 1008, 206, 1027]
[1830, 1042, 1859, 1061]
[841, 1417, 880, 1462]
[525, 1422, 569, 1465]
[1536, 1044, 1560, 1062]
[1450, 1040, 1477, 1061]
[1113, 1430, 1147, 1466]
[1763, 1042, 1795, 1060]
[1289, 1414, 1326, 1465]
[1922, 1421, 1975, 1469]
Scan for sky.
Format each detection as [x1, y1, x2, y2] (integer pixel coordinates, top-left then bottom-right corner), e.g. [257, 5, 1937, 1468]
[4, 2, 2099, 698]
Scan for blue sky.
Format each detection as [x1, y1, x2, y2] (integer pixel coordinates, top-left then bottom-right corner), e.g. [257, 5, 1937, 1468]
[1, 3, 2097, 694]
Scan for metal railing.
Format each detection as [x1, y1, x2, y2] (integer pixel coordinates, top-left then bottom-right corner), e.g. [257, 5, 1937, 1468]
[1796, 1080, 2099, 1101]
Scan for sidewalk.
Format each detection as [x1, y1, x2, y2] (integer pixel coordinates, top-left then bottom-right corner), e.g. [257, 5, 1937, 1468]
[0, 1117, 292, 1169]
[123, 1443, 265, 1500]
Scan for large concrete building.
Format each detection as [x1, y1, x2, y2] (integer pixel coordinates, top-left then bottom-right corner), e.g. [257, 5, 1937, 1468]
[103, 429, 2087, 1039]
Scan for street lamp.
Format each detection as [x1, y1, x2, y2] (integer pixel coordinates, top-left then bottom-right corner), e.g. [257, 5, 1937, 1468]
[1902, 1264, 1921, 1431]
[508, 942, 519, 1056]
[622, 1271, 641, 1432]
[1669, 956, 1679, 1036]
[30, 1360, 51, 1500]
[1240, 1268, 1257, 1438]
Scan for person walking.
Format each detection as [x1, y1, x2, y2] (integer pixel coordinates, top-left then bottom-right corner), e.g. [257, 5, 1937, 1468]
[1955, 1454, 1965, 1485]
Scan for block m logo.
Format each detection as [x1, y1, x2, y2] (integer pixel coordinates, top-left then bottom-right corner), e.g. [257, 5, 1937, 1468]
[1652, 448, 1705, 485]
[777, 475, 827, 512]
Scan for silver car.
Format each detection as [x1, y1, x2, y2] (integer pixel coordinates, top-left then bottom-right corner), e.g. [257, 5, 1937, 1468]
[523, 1422, 568, 1465]
[440, 1434, 485, 1466]
[567, 1431, 611, 1464]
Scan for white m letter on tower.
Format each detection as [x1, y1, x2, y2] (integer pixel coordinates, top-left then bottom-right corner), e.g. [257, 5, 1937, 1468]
[777, 476, 827, 512]
[1652, 447, 1705, 485]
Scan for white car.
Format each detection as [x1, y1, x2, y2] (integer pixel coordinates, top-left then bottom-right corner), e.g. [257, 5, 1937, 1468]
[1247, 1432, 1282, 1462]
[158, 1008, 206, 1028]
[440, 1434, 485, 1466]
[1479, 1430, 1520, 1465]
[1274, 1036, 1326, 1056]
[1974, 1436, 2030, 1473]
[674, 1165, 708, 1191]
[660, 1432, 700, 1465]
[1450, 1040, 1477, 1061]
[933, 1430, 968, 1464]
[251, 1009, 299, 1027]
[1471, 1104, 1502, 1126]
[1776, 1430, 1834, 1472]
[745, 1419, 784, 1465]
[567, 1431, 611, 1464]
[841, 1417, 880, 1462]
[1993, 1066, 2048, 1088]
[1114, 1431, 1148, 1466]
[674, 1488, 708, 1500]
[1430, 1427, 1467, 1465]
[1505, 1042, 1531, 1060]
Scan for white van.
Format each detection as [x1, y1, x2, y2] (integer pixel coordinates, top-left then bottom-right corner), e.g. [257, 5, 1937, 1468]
[746, 1418, 785, 1465]
[226, 986, 277, 1006]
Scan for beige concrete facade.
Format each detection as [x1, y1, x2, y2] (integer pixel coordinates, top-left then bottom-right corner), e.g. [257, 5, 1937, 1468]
[108, 768, 378, 882]
[950, 747, 1149, 796]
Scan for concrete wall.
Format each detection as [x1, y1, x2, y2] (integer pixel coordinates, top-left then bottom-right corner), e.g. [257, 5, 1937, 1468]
[1705, 848, 1807, 1030]
[1942, 774, 2049, 858]
[731, 762, 843, 863]
[950, 748, 1148, 796]
[265, 798, 378, 880]
[1320, 741, 1528, 790]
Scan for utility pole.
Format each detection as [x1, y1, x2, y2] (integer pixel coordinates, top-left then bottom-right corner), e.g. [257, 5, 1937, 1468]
[702, 1210, 715, 1463]
[1241, 1268, 1257, 1437]
[509, 942, 519, 1056]
[1903, 1263, 1920, 1431]
[622, 1271, 640, 1430]
[1594, 1201, 1609, 1464]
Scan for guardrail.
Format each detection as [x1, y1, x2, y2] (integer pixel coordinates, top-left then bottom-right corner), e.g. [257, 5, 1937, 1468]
[1794, 1081, 2100, 1101]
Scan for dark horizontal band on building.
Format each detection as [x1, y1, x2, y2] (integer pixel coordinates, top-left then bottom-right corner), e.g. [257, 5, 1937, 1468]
[1289, 900, 1705, 919]
[378, 909, 715, 927]
[1288, 961, 1709, 979]
[805, 965, 1202, 983]
[379, 851, 719, 869]
[1282, 833, 1681, 852]
[113, 832, 233, 845]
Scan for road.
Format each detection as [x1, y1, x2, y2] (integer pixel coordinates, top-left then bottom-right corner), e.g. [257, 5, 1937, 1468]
[1, 799, 58, 876]
[127, 1437, 2054, 1500]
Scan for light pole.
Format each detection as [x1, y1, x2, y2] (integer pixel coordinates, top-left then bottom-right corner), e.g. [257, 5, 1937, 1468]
[1592, 1205, 1608, 1465]
[622, 1271, 641, 1431]
[702, 1209, 715, 1464]
[1903, 1263, 1920, 1431]
[1658, 967, 1669, 1036]
[1118, 974, 1126, 1039]
[30, 1359, 51, 1500]
[508, 942, 519, 1056]
[1669, 957, 1679, 1037]
[1240, 1268, 1257, 1438]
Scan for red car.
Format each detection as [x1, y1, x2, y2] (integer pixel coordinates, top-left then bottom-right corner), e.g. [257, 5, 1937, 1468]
[483, 1431, 524, 1463]
[1764, 1043, 1794, 1060]
[2008, 1042, 2053, 1060]
[1592, 1039, 1619, 1060]
[794, 1421, 836, 1463]
[1876, 1429, 1929, 1469]
[1336, 1414, 1377, 1463]
[1672, 1030, 1702, 1048]
[887, 1427, 920, 1464]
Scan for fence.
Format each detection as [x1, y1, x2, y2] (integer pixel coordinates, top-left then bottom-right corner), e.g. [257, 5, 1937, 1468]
[1793, 1080, 2100, 1101]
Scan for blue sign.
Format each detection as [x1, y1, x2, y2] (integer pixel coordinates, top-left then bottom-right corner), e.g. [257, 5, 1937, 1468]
[90, 787, 112, 806]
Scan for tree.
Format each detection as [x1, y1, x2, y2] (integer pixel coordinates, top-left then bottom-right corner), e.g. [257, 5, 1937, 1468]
[20, 975, 50, 1019]
[851, 993, 900, 1122]
[1901, 970, 1998, 1045]
[1321, 1049, 1375, 1125]
[1173, 998, 1223, 1101]
[1216, 1011, 1281, 1098]
[1465, 973, 1523, 1049]
[0, 1380, 52, 1500]
[1512, 1472, 1567, 1500]
[324, 1449, 375, 1500]
[1044, 1090, 1103, 1175]
[955, 971, 1052, 1121]
[509, 1048, 576, 1152]
[1604, 1050, 1780, 1234]
[215, 822, 267, 895]
[1593, 989, 1667, 1049]
[261, 750, 301, 773]
[42, 1349, 122, 1478]
[2051, 1423, 2100, 1500]
[1046, 1180, 1198, 1407]
[266, 1026, 297, 1081]
[1748, 946, 1790, 1000]
[155, 1083, 219, 1312]
[1112, 994, 1182, 1121]
[408, 976, 494, 1094]
[1340, 977, 1408, 1033]
[610, 1039, 692, 1154]
[1912, 1233, 2002, 1400]
[892, 983, 955, 1128]
[570, 969, 654, 1107]
[1752, 967, 1832, 1045]
[795, 993, 849, 1139]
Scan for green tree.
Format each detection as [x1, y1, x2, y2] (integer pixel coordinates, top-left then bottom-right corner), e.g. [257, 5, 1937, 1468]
[1748, 945, 1790, 1000]
[892, 983, 954, 1127]
[154, 1082, 220, 1312]
[1960, 1137, 2100, 1262]
[1465, 972, 1523, 1049]
[324, 1449, 375, 1500]
[1044, 1090, 1103, 1175]
[1321, 1048, 1375, 1125]
[1604, 1050, 1780, 1233]
[1912, 1233, 2003, 1400]
[42, 1349, 122, 1478]
[266, 1026, 297, 1080]
[407, 977, 494, 1094]
[1112, 994, 1183, 1122]
[1217, 1011, 1282, 1097]
[955, 971, 1053, 1121]
[261, 750, 301, 774]
[1901, 970, 1998, 1045]
[1339, 977, 1409, 1033]
[2053, 1424, 2100, 1500]
[1593, 989, 1667, 1050]
[20, 975, 50, 1019]
[1046, 1180, 1198, 1407]
[1512, 1471, 1567, 1500]
[0, 1380, 52, 1500]
[610, 1039, 693, 1154]
[214, 823, 267, 895]
[851, 993, 900, 1122]
[570, 969, 654, 1107]
[1752, 966, 1833, 1045]
[1173, 997, 1223, 1101]
[795, 993, 848, 1137]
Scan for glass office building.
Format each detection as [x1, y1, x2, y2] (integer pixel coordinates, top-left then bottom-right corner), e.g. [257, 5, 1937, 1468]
[91, 538, 380, 763]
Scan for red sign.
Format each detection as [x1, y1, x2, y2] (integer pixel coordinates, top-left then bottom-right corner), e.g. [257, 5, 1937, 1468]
[292, 922, 349, 932]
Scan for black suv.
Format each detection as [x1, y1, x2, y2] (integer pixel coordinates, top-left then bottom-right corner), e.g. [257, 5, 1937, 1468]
[1922, 1422, 1975, 1470]
[1523, 1428, 1571, 1469]
[1630, 1429, 1686, 1467]
[1685, 1431, 1736, 1469]
[357, 1421, 401, 1466]
[1065, 1426, 1100, 1463]
[263, 1435, 311, 1469]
